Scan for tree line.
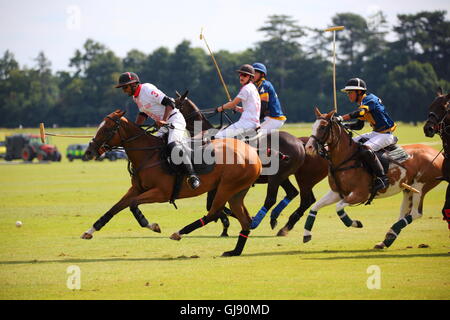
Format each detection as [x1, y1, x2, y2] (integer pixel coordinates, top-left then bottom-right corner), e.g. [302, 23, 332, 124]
[0, 10, 448, 128]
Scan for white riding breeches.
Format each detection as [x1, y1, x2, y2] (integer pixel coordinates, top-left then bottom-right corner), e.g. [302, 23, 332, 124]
[155, 111, 187, 143]
[260, 116, 285, 131]
[353, 131, 397, 151]
[214, 119, 259, 139]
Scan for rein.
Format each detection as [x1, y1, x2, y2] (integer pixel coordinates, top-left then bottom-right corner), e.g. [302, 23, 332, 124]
[310, 117, 362, 199]
[94, 115, 165, 179]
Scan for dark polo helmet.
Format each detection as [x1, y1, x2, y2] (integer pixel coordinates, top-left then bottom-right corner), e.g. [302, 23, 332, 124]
[115, 72, 140, 88]
[236, 64, 255, 77]
[341, 78, 367, 92]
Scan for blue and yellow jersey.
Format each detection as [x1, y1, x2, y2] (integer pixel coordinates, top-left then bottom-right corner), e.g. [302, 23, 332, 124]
[356, 93, 396, 133]
[255, 78, 286, 120]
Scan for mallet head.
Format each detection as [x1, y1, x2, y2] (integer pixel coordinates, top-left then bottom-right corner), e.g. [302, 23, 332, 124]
[39, 123, 46, 143]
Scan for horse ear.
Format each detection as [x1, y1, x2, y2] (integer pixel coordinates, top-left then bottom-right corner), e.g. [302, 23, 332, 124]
[437, 87, 443, 96]
[314, 107, 322, 118]
[181, 90, 189, 101]
[328, 110, 336, 119]
[114, 109, 126, 117]
[175, 91, 181, 98]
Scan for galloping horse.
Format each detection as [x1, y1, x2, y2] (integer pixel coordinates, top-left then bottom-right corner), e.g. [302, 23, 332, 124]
[304, 108, 444, 249]
[423, 88, 450, 228]
[81, 110, 261, 256]
[175, 92, 328, 236]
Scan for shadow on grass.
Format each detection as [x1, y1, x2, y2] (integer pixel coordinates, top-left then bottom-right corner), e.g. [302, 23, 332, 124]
[102, 235, 278, 240]
[1, 249, 447, 265]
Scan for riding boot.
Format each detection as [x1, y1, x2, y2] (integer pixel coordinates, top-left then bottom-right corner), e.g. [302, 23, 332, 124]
[168, 141, 200, 190]
[360, 147, 389, 193]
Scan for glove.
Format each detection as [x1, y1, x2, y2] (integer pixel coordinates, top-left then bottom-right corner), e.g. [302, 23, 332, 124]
[335, 115, 344, 122]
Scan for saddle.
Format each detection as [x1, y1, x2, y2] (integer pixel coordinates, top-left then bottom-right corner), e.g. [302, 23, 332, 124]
[161, 139, 216, 208]
[358, 137, 410, 204]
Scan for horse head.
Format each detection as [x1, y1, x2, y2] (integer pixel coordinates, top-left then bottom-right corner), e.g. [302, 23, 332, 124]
[305, 107, 337, 156]
[175, 90, 214, 135]
[83, 110, 127, 160]
[423, 88, 450, 138]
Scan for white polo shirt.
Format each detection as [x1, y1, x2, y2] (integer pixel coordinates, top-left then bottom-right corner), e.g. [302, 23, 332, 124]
[133, 83, 169, 121]
[236, 82, 261, 125]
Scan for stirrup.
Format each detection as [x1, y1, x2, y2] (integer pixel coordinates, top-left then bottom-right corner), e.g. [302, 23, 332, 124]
[187, 175, 200, 189]
[374, 176, 389, 191]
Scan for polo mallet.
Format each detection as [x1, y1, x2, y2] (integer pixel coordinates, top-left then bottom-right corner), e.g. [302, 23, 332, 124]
[200, 27, 231, 102]
[324, 26, 344, 112]
[39, 122, 92, 143]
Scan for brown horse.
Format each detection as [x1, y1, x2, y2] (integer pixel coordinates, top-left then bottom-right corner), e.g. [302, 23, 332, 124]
[81, 110, 261, 256]
[175, 92, 329, 237]
[423, 87, 450, 228]
[304, 108, 444, 249]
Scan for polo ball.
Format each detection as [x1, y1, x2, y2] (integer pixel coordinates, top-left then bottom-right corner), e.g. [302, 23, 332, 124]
[16, 221, 23, 227]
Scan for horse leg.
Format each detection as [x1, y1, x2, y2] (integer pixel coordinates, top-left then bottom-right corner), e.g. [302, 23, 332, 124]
[269, 178, 299, 230]
[303, 190, 341, 243]
[375, 187, 423, 249]
[170, 189, 227, 241]
[443, 184, 450, 230]
[250, 178, 282, 229]
[277, 186, 316, 237]
[81, 186, 140, 239]
[208, 189, 231, 237]
[222, 188, 252, 257]
[335, 199, 363, 228]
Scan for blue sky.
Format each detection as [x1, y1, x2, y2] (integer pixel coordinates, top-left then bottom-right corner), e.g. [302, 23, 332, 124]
[0, 0, 448, 72]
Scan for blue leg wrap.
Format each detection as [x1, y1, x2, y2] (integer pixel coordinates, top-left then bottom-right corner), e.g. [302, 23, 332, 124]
[250, 206, 268, 229]
[270, 197, 292, 220]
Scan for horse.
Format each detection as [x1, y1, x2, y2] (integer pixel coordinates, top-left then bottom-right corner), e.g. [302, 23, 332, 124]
[304, 108, 444, 249]
[175, 92, 329, 237]
[423, 87, 450, 228]
[81, 109, 262, 257]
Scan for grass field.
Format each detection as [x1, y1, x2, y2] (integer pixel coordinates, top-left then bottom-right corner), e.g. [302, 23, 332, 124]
[0, 122, 448, 300]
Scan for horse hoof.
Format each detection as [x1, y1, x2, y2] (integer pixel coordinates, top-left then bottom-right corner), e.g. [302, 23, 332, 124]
[81, 232, 93, 240]
[354, 220, 363, 228]
[221, 250, 240, 257]
[170, 232, 181, 241]
[149, 223, 161, 233]
[270, 219, 278, 230]
[220, 232, 229, 237]
[303, 235, 312, 243]
[276, 227, 289, 237]
[374, 243, 385, 250]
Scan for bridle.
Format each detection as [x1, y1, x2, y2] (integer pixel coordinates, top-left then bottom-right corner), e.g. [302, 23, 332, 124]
[309, 116, 344, 159]
[426, 99, 450, 137]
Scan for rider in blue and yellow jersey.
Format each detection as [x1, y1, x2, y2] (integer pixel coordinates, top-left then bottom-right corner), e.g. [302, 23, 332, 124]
[252, 63, 286, 130]
[336, 78, 397, 193]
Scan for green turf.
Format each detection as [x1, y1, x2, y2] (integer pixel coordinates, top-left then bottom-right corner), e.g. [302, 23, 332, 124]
[0, 123, 448, 300]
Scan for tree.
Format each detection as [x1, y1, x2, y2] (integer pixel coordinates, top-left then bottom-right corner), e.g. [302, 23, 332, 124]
[255, 14, 306, 92]
[393, 10, 450, 81]
[380, 61, 440, 124]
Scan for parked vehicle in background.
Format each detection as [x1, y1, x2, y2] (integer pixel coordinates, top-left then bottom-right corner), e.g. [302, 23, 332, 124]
[66, 144, 127, 162]
[0, 141, 6, 159]
[67, 144, 89, 161]
[97, 149, 128, 161]
[4, 134, 61, 162]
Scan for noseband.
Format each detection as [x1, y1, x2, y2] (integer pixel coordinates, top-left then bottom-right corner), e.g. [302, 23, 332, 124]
[310, 117, 343, 158]
[90, 115, 122, 152]
[426, 100, 450, 136]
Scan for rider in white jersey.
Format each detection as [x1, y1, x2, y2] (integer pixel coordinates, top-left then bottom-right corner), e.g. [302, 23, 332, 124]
[115, 72, 200, 189]
[214, 64, 261, 139]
